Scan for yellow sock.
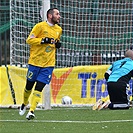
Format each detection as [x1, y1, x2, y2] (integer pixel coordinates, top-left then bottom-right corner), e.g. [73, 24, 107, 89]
[23, 88, 32, 105]
[30, 90, 41, 112]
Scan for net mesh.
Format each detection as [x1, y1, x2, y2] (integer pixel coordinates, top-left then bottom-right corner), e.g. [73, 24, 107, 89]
[8, 0, 133, 107]
[53, 0, 132, 67]
[10, 0, 133, 67]
[10, 0, 42, 66]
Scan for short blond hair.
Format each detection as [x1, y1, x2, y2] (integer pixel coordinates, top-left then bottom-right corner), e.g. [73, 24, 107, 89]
[125, 50, 133, 60]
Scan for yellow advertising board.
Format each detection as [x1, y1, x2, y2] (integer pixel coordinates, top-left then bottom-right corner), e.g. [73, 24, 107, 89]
[0, 65, 132, 106]
[0, 66, 14, 105]
[51, 65, 110, 104]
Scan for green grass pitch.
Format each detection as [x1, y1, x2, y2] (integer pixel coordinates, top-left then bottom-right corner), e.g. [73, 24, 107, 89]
[0, 107, 133, 133]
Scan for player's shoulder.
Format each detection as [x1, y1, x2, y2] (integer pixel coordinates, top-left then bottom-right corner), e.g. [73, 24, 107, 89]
[113, 58, 126, 65]
[54, 24, 62, 31]
[34, 21, 50, 30]
[33, 21, 45, 28]
[119, 57, 133, 65]
[36, 21, 47, 26]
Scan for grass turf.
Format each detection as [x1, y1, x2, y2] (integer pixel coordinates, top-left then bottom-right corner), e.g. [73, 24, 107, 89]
[0, 107, 133, 133]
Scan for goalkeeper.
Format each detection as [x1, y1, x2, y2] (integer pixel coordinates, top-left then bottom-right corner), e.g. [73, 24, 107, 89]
[19, 8, 62, 120]
[93, 49, 133, 110]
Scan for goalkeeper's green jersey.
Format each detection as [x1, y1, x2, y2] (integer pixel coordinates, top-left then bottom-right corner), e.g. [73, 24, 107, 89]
[26, 21, 62, 67]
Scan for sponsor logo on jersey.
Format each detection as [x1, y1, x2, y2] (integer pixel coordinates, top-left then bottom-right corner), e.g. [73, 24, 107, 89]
[45, 46, 54, 52]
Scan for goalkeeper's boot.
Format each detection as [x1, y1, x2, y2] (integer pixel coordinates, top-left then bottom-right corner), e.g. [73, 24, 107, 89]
[26, 111, 35, 120]
[19, 103, 27, 116]
[98, 100, 111, 110]
[129, 100, 133, 107]
[92, 99, 103, 110]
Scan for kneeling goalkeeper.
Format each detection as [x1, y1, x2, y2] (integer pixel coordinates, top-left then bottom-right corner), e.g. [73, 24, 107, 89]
[104, 49, 133, 109]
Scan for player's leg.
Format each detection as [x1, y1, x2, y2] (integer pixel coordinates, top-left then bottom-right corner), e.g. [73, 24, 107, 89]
[107, 82, 130, 110]
[26, 81, 46, 120]
[26, 67, 54, 120]
[24, 80, 35, 105]
[19, 65, 38, 116]
[19, 80, 35, 115]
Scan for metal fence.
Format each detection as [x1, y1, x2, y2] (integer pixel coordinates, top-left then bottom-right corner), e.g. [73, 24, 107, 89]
[1, 1, 132, 66]
[0, 0, 10, 66]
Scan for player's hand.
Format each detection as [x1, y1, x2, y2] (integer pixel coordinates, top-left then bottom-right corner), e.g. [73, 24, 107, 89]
[41, 37, 55, 44]
[55, 40, 61, 49]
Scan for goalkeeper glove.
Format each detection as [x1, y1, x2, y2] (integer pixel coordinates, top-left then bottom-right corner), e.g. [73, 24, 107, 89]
[130, 45, 133, 50]
[55, 41, 61, 49]
[41, 37, 55, 44]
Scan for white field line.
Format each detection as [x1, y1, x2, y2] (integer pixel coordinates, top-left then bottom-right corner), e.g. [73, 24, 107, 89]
[0, 119, 133, 123]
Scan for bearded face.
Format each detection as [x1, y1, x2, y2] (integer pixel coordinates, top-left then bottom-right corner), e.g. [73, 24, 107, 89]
[51, 9, 60, 24]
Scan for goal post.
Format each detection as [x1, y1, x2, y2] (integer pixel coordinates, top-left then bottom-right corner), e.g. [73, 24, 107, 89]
[41, 0, 51, 110]
[6, 0, 133, 108]
[41, 0, 50, 21]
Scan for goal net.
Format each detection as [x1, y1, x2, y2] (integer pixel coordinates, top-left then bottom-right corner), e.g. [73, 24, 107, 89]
[6, 0, 133, 108]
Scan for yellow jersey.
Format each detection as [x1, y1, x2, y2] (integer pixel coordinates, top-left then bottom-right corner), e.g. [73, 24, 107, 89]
[26, 21, 62, 67]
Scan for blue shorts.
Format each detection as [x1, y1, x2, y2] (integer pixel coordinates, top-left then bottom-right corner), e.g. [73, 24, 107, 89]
[26, 65, 54, 84]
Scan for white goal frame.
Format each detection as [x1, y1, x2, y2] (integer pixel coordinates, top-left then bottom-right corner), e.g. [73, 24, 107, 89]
[41, 0, 51, 110]
[6, 0, 133, 109]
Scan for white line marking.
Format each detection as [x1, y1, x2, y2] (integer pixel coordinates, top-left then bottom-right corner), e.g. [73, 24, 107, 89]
[0, 119, 133, 123]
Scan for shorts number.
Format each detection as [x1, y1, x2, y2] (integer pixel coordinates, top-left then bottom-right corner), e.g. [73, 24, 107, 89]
[27, 71, 33, 79]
